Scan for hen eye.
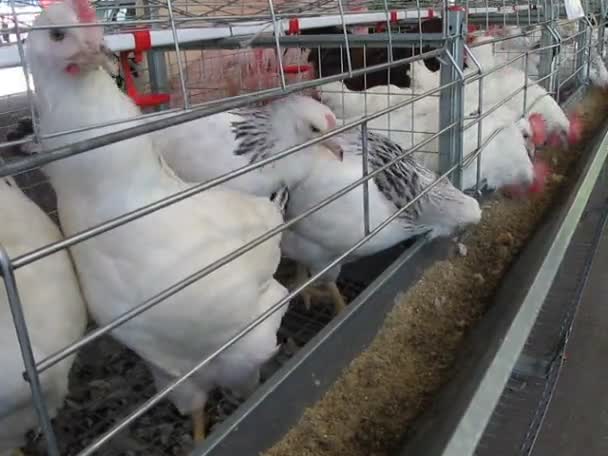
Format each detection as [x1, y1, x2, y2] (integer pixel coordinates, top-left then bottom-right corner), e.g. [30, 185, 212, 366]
[311, 125, 321, 133]
[50, 29, 65, 42]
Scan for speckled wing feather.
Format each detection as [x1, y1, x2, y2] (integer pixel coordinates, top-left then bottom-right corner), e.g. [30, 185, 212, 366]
[229, 107, 275, 164]
[339, 130, 446, 221]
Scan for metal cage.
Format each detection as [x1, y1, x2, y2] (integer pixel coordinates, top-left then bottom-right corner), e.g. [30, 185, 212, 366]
[0, 0, 606, 455]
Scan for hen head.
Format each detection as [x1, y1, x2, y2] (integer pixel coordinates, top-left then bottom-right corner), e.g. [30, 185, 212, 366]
[278, 95, 344, 161]
[27, 0, 111, 77]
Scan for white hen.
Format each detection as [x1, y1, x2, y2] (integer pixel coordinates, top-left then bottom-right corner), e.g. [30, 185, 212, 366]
[153, 95, 344, 197]
[282, 129, 482, 313]
[468, 34, 583, 147]
[0, 176, 87, 455]
[27, 0, 289, 441]
[320, 65, 547, 193]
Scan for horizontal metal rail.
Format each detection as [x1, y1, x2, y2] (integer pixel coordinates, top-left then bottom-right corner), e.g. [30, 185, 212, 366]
[0, 47, 445, 171]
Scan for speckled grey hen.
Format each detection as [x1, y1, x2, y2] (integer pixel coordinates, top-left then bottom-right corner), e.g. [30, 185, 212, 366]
[281, 129, 482, 313]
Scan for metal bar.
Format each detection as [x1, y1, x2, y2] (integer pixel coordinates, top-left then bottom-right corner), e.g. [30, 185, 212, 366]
[8, 0, 40, 144]
[206, 33, 449, 50]
[576, 18, 590, 86]
[142, 0, 169, 112]
[0, 47, 446, 180]
[438, 7, 466, 189]
[0, 246, 60, 456]
[361, 122, 371, 236]
[267, 0, 287, 90]
[539, 8, 558, 92]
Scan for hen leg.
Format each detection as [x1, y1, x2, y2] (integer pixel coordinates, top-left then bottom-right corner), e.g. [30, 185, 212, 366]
[293, 263, 323, 311]
[192, 408, 206, 442]
[327, 281, 346, 314]
[291, 264, 345, 314]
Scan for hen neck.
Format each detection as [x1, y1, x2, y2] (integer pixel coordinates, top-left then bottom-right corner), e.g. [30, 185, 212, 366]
[32, 66, 166, 198]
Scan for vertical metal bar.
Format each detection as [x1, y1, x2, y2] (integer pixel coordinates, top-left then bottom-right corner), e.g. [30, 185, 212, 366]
[554, 24, 563, 100]
[599, 0, 607, 57]
[523, 49, 530, 113]
[10, 0, 40, 142]
[439, 7, 465, 190]
[586, 17, 593, 84]
[267, 0, 286, 90]
[476, 68, 484, 193]
[539, 1, 555, 92]
[576, 18, 589, 87]
[336, 0, 353, 75]
[142, 0, 169, 112]
[361, 122, 371, 236]
[165, 0, 189, 109]
[0, 246, 60, 456]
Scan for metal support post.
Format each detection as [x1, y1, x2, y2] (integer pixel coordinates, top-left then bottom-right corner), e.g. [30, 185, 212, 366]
[143, 0, 170, 111]
[576, 18, 591, 86]
[539, 0, 557, 93]
[438, 6, 465, 190]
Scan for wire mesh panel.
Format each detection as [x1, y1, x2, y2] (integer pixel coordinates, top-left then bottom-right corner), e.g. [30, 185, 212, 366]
[0, 0, 605, 455]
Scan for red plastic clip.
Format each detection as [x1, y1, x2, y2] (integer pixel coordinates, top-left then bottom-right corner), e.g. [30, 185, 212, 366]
[427, 8, 435, 18]
[131, 29, 151, 63]
[448, 5, 466, 11]
[390, 10, 398, 23]
[283, 64, 313, 74]
[288, 18, 300, 35]
[119, 29, 170, 108]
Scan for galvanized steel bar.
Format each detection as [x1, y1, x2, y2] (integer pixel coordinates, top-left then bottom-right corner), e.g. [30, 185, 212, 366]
[438, 7, 466, 189]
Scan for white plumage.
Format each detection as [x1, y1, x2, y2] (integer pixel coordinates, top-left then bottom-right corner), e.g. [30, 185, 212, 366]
[468, 34, 582, 147]
[152, 95, 344, 197]
[319, 62, 544, 193]
[0, 177, 87, 455]
[26, 0, 289, 440]
[282, 128, 482, 312]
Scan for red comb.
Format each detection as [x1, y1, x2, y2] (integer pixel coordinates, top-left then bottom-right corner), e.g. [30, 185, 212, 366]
[325, 113, 336, 129]
[72, 0, 97, 23]
[567, 113, 583, 145]
[528, 113, 546, 146]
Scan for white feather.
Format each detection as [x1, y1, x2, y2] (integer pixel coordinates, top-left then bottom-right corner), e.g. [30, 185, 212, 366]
[26, 2, 288, 417]
[0, 178, 87, 453]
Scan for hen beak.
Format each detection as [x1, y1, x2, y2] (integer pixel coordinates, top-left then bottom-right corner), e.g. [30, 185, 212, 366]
[321, 137, 344, 161]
